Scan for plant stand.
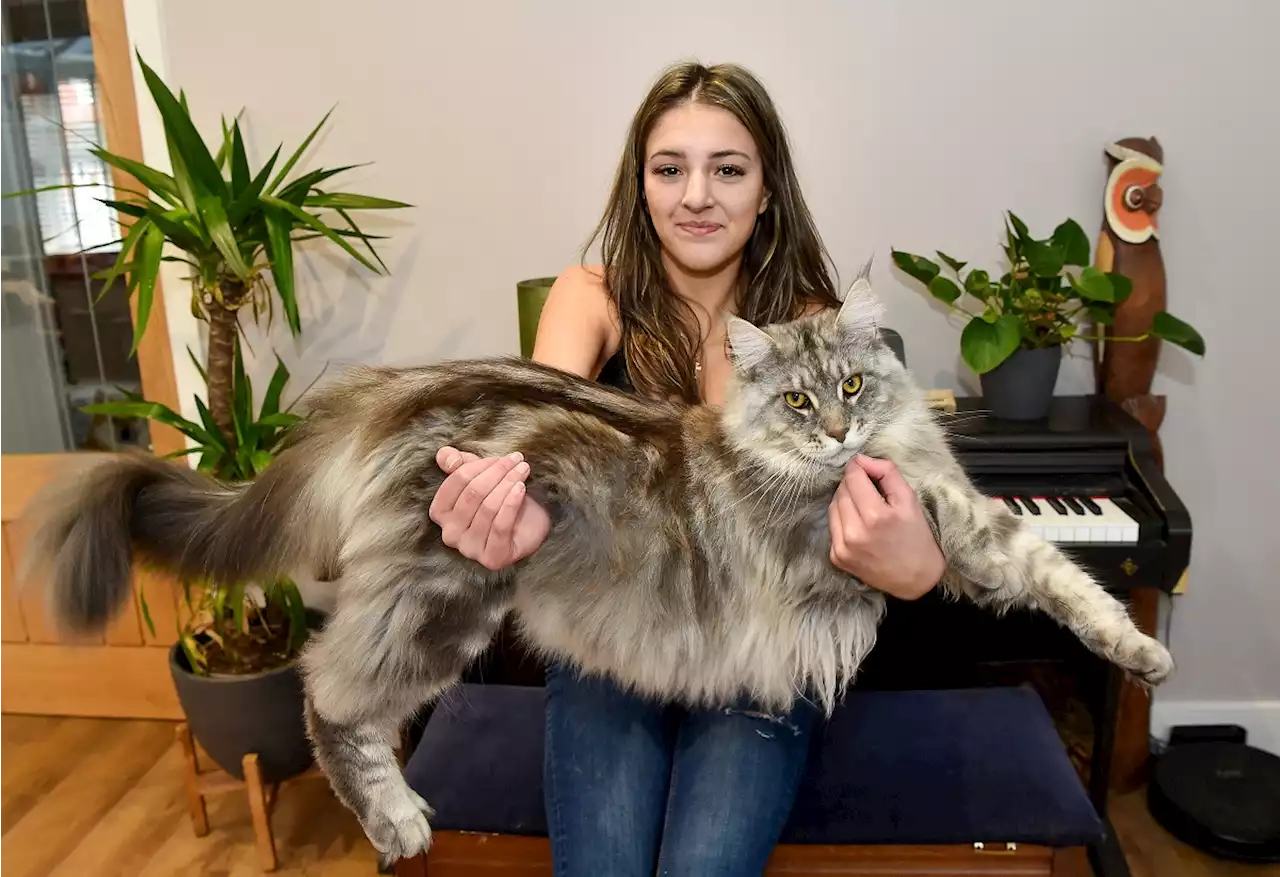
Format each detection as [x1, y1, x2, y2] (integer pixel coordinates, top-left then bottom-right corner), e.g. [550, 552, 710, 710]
[175, 721, 324, 871]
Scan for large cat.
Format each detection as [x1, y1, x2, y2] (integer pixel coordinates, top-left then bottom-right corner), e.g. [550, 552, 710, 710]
[25, 274, 1172, 866]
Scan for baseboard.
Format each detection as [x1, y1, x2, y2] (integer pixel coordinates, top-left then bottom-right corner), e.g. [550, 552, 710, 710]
[1150, 699, 1280, 756]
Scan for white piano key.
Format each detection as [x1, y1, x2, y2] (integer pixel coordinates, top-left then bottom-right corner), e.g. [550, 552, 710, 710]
[988, 496, 1139, 543]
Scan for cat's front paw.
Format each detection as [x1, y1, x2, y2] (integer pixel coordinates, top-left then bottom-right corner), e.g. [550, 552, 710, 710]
[1116, 630, 1174, 687]
[363, 784, 435, 871]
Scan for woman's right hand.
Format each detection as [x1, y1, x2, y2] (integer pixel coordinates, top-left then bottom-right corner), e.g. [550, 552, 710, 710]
[428, 447, 552, 571]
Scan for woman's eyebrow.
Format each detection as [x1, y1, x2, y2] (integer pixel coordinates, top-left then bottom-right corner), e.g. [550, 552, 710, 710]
[647, 149, 753, 160]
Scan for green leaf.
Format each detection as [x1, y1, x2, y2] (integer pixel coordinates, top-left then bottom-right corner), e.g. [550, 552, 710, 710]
[227, 145, 280, 226]
[256, 412, 302, 428]
[262, 203, 301, 334]
[197, 194, 252, 280]
[99, 198, 149, 219]
[267, 106, 335, 195]
[135, 53, 226, 200]
[230, 120, 250, 196]
[1151, 311, 1206, 355]
[82, 398, 214, 445]
[332, 206, 388, 273]
[193, 396, 228, 451]
[251, 450, 274, 474]
[89, 148, 183, 206]
[1088, 305, 1115, 326]
[95, 216, 151, 299]
[933, 251, 966, 274]
[1006, 212, 1031, 241]
[1051, 218, 1091, 266]
[138, 587, 157, 638]
[1023, 239, 1065, 277]
[260, 355, 291, 418]
[1070, 266, 1116, 302]
[964, 269, 990, 299]
[232, 339, 252, 451]
[303, 192, 411, 210]
[890, 250, 940, 286]
[961, 314, 1022, 374]
[131, 222, 165, 355]
[1106, 272, 1133, 304]
[927, 275, 962, 304]
[261, 194, 380, 274]
[276, 164, 366, 206]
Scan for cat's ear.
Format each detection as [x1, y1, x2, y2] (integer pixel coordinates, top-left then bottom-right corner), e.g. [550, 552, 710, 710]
[725, 314, 776, 372]
[836, 255, 884, 337]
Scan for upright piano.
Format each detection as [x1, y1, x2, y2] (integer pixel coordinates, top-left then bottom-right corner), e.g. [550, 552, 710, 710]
[854, 393, 1193, 877]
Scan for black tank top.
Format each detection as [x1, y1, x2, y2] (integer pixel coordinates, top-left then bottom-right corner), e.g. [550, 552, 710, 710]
[597, 348, 635, 394]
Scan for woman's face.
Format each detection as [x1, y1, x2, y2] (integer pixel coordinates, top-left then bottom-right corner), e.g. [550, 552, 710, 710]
[642, 102, 769, 278]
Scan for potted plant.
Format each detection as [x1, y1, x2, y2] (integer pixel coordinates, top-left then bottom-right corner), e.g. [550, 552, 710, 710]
[9, 53, 409, 782]
[891, 212, 1204, 419]
[88, 342, 321, 782]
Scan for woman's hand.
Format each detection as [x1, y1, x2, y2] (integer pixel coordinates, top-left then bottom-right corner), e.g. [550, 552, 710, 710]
[428, 447, 552, 571]
[828, 455, 945, 600]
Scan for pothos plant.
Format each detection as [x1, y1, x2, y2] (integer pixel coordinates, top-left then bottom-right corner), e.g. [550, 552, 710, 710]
[85, 340, 313, 676]
[890, 212, 1205, 375]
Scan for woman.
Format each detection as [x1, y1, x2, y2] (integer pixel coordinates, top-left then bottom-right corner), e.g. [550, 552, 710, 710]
[428, 62, 945, 876]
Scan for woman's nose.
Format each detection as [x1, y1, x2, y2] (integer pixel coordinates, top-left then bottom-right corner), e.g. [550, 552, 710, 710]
[682, 171, 713, 210]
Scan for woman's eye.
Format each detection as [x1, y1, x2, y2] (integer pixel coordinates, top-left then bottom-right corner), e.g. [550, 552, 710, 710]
[653, 165, 681, 177]
[717, 165, 745, 177]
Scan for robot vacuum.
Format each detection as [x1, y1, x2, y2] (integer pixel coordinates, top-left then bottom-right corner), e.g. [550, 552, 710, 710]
[1148, 725, 1280, 863]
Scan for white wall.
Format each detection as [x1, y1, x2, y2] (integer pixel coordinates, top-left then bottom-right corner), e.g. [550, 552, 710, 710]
[135, 1, 1279, 743]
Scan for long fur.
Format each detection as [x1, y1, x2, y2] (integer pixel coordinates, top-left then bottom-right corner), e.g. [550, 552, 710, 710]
[22, 278, 1173, 866]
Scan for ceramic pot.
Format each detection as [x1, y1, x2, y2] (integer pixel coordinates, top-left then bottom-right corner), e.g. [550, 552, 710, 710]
[979, 345, 1062, 420]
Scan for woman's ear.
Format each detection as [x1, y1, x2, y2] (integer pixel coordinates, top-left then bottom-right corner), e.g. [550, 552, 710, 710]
[758, 190, 770, 215]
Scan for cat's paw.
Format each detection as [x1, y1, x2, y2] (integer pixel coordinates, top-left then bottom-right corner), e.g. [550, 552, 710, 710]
[1115, 630, 1174, 688]
[364, 784, 435, 870]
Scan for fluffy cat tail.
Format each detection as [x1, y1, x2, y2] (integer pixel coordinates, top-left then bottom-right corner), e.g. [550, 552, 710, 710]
[22, 450, 316, 636]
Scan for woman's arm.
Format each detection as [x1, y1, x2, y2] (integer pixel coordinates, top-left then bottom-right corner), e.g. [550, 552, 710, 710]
[428, 266, 616, 569]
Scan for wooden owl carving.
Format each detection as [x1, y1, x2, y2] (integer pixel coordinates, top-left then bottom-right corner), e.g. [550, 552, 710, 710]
[1093, 136, 1168, 467]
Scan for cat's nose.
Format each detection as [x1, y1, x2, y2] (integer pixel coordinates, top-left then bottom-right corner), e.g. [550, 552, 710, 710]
[824, 421, 848, 442]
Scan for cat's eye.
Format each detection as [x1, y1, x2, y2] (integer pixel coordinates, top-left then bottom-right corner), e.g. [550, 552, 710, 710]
[784, 392, 811, 410]
[842, 375, 864, 396]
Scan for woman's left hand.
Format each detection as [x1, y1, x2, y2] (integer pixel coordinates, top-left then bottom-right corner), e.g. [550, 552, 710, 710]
[828, 455, 945, 600]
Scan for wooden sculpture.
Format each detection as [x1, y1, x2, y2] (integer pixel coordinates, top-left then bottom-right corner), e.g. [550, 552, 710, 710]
[1093, 136, 1168, 468]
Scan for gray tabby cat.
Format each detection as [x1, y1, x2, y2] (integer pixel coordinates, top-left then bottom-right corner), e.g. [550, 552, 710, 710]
[26, 273, 1173, 867]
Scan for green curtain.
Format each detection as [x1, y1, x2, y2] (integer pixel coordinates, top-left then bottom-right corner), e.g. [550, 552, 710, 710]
[516, 277, 556, 358]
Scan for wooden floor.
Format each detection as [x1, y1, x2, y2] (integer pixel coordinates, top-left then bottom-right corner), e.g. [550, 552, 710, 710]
[3, 715, 1276, 877]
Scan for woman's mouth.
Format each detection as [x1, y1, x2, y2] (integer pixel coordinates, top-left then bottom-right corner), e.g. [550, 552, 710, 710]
[677, 221, 721, 237]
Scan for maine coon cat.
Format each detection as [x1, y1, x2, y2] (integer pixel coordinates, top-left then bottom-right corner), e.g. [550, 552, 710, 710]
[25, 273, 1173, 867]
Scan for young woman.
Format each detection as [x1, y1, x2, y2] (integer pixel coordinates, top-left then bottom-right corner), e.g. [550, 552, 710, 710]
[428, 62, 945, 877]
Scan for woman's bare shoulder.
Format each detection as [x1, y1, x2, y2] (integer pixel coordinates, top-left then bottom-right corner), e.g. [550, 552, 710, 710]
[532, 264, 621, 377]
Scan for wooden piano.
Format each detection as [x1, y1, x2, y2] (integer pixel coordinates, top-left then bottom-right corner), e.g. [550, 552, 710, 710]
[850, 393, 1190, 877]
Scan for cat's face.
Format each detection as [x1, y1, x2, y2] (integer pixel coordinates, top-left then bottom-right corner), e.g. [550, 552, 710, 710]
[721, 277, 913, 478]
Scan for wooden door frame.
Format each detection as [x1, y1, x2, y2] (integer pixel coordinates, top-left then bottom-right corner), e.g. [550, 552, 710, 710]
[2, 0, 186, 720]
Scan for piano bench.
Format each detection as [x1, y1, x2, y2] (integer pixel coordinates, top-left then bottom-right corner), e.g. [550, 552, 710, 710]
[395, 684, 1103, 877]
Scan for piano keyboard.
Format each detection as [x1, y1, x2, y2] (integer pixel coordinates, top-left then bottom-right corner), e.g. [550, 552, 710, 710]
[989, 495, 1140, 543]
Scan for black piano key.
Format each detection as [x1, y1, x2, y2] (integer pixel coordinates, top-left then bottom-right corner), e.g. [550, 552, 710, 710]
[1080, 496, 1103, 515]
[1000, 496, 1022, 515]
[1062, 495, 1086, 515]
[1046, 496, 1068, 515]
[1017, 496, 1041, 515]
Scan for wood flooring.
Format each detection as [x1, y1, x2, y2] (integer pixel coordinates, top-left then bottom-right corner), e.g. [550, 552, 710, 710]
[3, 715, 1276, 876]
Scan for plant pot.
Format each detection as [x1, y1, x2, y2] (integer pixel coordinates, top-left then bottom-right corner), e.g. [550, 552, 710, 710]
[978, 345, 1063, 421]
[516, 277, 556, 358]
[168, 642, 314, 784]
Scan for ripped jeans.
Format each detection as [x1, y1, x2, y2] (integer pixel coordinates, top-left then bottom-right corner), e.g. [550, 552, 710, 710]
[543, 662, 820, 877]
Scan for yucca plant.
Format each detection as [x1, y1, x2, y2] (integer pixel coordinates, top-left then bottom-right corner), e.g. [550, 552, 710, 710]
[90, 51, 408, 448]
[5, 53, 409, 676]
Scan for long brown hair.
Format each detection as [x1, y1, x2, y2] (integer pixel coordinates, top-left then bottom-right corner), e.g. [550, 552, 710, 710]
[585, 61, 842, 403]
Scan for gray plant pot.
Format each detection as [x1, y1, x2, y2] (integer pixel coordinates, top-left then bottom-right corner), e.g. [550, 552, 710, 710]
[978, 345, 1063, 420]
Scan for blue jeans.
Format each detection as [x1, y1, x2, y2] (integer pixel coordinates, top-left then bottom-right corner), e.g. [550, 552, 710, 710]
[543, 662, 820, 877]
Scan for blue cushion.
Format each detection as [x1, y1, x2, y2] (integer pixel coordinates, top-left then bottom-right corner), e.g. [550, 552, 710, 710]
[404, 683, 1103, 847]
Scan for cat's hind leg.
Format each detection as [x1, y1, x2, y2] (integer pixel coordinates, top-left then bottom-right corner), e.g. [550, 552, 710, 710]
[929, 485, 1172, 687]
[299, 551, 510, 869]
